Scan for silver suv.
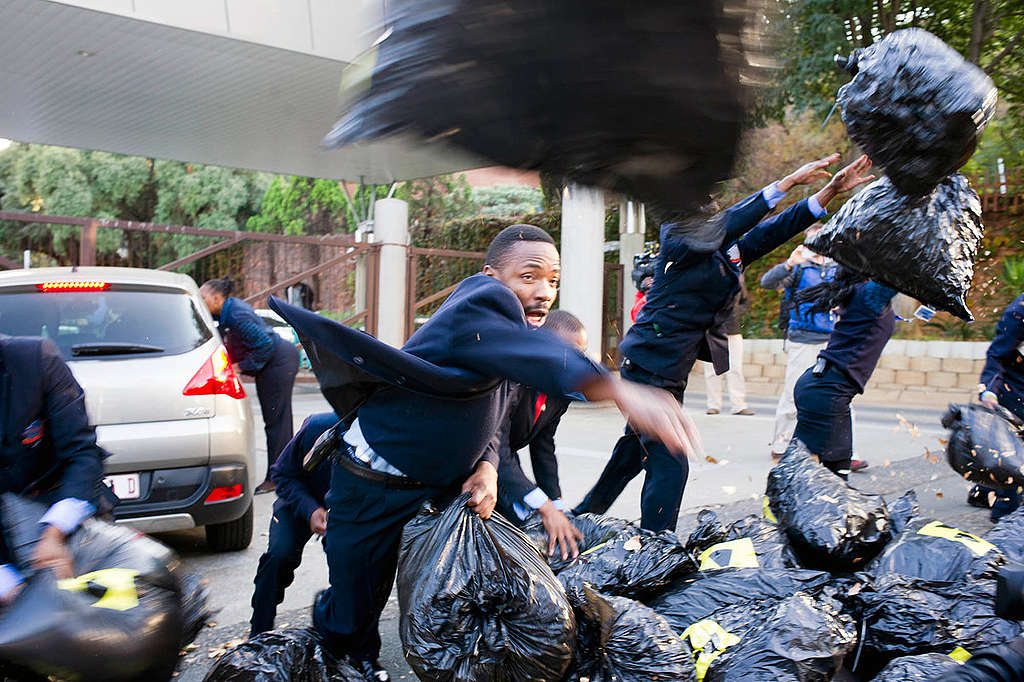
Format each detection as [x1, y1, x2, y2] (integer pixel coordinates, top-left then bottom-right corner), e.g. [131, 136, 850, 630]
[0, 266, 257, 551]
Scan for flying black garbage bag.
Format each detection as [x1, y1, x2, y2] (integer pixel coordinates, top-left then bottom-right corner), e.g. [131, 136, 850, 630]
[520, 512, 631, 573]
[568, 587, 692, 682]
[557, 524, 696, 604]
[397, 493, 576, 682]
[836, 28, 997, 197]
[648, 570, 855, 681]
[986, 507, 1024, 564]
[855, 573, 1023, 664]
[0, 493, 206, 682]
[870, 652, 963, 680]
[866, 517, 1004, 582]
[325, 0, 763, 211]
[203, 628, 364, 682]
[805, 174, 983, 321]
[943, 403, 1024, 491]
[688, 510, 802, 571]
[887, 490, 920, 534]
[766, 440, 892, 571]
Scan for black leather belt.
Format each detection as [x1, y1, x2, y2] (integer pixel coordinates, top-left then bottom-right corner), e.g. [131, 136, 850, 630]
[337, 446, 427, 490]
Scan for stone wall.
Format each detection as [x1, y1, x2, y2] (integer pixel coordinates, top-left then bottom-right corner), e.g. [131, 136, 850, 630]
[688, 339, 988, 408]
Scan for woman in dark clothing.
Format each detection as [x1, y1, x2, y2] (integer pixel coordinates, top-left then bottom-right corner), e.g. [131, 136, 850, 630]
[792, 271, 898, 479]
[201, 277, 300, 494]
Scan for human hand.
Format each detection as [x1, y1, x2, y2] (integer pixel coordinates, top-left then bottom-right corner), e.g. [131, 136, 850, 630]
[812, 154, 875, 209]
[777, 154, 841, 192]
[979, 386, 999, 410]
[461, 461, 498, 519]
[603, 378, 702, 458]
[32, 525, 74, 579]
[538, 502, 583, 560]
[786, 246, 811, 269]
[0, 582, 22, 607]
[309, 507, 328, 536]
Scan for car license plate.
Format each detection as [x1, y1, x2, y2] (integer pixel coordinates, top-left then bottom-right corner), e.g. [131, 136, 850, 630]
[104, 473, 141, 500]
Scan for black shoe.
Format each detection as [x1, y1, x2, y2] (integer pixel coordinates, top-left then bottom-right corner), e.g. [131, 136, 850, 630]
[254, 479, 276, 495]
[351, 658, 391, 682]
[967, 484, 994, 509]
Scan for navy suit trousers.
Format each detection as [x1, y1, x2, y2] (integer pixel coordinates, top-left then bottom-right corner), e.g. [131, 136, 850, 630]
[253, 341, 300, 474]
[313, 459, 452, 661]
[574, 360, 689, 531]
[250, 506, 315, 636]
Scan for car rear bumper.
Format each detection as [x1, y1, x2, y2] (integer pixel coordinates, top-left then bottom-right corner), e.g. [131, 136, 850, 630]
[112, 463, 251, 530]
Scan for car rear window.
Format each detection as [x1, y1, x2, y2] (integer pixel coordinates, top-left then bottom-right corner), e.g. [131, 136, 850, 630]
[0, 286, 213, 360]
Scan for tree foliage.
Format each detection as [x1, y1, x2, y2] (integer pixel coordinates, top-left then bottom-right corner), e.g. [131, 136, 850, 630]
[470, 184, 544, 217]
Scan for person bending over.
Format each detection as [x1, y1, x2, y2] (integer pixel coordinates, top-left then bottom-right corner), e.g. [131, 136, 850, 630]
[574, 154, 875, 531]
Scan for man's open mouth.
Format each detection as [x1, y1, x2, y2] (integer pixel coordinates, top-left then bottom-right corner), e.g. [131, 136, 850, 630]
[526, 309, 548, 326]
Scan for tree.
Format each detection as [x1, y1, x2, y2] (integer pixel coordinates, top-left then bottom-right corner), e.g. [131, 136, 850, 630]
[470, 184, 543, 217]
[246, 177, 348, 235]
[760, 0, 1024, 165]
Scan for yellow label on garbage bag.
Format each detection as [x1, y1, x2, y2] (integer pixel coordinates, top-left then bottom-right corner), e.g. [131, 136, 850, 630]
[762, 496, 777, 524]
[57, 568, 140, 611]
[916, 521, 996, 557]
[948, 646, 972, 663]
[699, 538, 759, 571]
[680, 619, 742, 682]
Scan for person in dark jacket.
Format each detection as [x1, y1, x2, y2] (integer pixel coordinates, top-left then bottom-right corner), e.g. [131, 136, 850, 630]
[937, 636, 1024, 681]
[573, 154, 876, 531]
[271, 225, 699, 681]
[249, 411, 337, 636]
[200, 278, 300, 495]
[792, 274, 898, 478]
[968, 293, 1024, 519]
[760, 227, 840, 459]
[0, 335, 108, 605]
[496, 310, 588, 560]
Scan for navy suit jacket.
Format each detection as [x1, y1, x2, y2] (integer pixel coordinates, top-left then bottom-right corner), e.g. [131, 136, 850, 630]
[270, 412, 337, 523]
[269, 274, 605, 487]
[620, 192, 817, 382]
[981, 294, 1024, 418]
[497, 384, 571, 503]
[0, 336, 105, 504]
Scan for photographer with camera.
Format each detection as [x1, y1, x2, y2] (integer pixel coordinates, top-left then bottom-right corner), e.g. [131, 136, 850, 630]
[630, 245, 658, 323]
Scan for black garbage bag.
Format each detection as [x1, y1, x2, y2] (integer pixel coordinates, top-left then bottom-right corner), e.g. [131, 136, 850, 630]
[888, 490, 920, 534]
[867, 517, 1004, 582]
[179, 572, 215, 649]
[871, 652, 962, 680]
[986, 507, 1024, 564]
[203, 628, 363, 682]
[0, 494, 195, 682]
[707, 515, 802, 571]
[557, 525, 696, 604]
[855, 573, 1023, 663]
[520, 512, 630, 573]
[943, 403, 1024, 491]
[684, 509, 728, 554]
[805, 174, 983, 321]
[569, 587, 692, 682]
[325, 0, 763, 211]
[837, 28, 997, 197]
[648, 567, 832, 632]
[397, 493, 576, 682]
[766, 441, 892, 571]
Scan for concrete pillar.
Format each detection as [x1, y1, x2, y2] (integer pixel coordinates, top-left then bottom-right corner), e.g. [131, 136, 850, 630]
[560, 184, 605, 361]
[353, 220, 372, 315]
[373, 198, 409, 347]
[618, 201, 646, 336]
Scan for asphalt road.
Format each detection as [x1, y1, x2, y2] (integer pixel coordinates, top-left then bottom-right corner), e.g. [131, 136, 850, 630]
[170, 385, 972, 680]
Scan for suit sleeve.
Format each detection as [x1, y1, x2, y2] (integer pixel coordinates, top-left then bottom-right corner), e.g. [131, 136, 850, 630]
[41, 340, 104, 504]
[981, 298, 1024, 394]
[721, 191, 773, 245]
[449, 287, 607, 397]
[271, 416, 325, 522]
[529, 414, 563, 501]
[760, 262, 798, 290]
[736, 199, 817, 267]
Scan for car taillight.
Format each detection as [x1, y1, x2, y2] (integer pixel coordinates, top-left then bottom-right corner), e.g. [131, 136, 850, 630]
[205, 484, 243, 503]
[36, 281, 110, 292]
[183, 345, 246, 399]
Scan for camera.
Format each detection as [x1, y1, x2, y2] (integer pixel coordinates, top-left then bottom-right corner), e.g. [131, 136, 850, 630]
[631, 243, 659, 293]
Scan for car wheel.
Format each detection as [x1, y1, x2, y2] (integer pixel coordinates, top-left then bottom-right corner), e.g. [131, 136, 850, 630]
[205, 503, 253, 552]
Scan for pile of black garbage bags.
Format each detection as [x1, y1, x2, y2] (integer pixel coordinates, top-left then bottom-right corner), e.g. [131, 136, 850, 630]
[0, 494, 211, 682]
[387, 439, 1022, 681]
[808, 28, 997, 321]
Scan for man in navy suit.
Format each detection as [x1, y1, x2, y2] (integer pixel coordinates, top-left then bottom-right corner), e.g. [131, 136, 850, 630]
[573, 154, 876, 532]
[495, 310, 588, 560]
[249, 411, 337, 636]
[270, 224, 699, 682]
[0, 335, 108, 606]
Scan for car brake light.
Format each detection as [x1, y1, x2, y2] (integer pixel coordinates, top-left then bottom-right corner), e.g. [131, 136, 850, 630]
[36, 281, 110, 292]
[183, 345, 246, 399]
[205, 484, 243, 503]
